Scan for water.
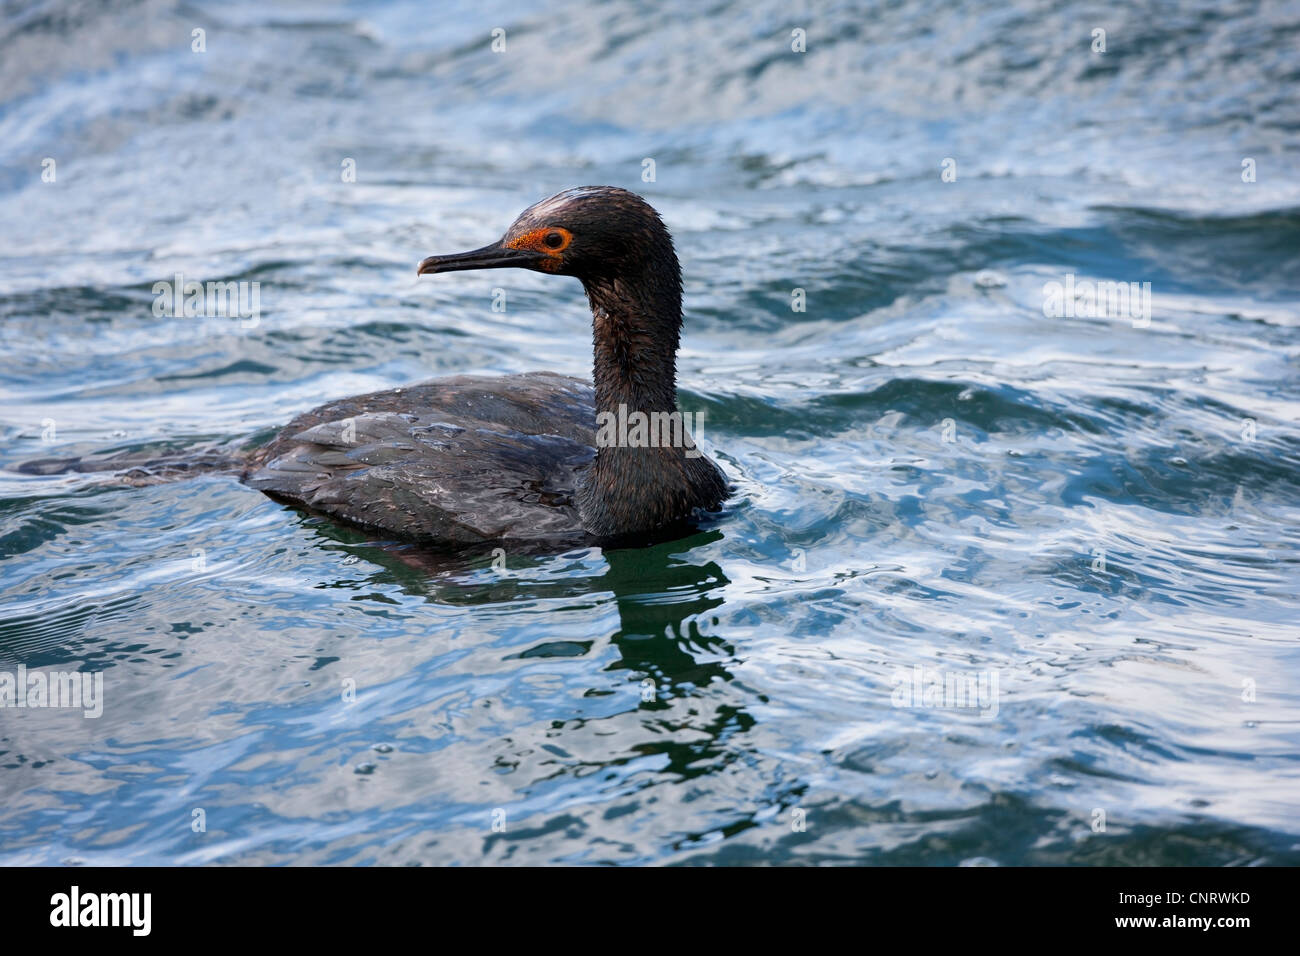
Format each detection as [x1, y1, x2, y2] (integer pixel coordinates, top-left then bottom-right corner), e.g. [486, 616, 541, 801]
[1, 0, 1298, 865]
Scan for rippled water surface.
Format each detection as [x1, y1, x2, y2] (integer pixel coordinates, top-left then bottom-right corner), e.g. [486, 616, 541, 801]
[2, 0, 1299, 865]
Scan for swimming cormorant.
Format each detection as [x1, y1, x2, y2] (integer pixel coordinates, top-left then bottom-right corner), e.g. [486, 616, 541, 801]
[242, 186, 729, 546]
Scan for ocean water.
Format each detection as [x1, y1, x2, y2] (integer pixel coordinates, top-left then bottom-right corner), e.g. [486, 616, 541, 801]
[1, 0, 1298, 865]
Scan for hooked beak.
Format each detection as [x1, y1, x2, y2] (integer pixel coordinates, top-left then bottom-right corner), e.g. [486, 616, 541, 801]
[417, 241, 533, 276]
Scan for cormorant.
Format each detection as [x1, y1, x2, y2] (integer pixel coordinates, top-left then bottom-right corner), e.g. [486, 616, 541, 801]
[242, 186, 729, 546]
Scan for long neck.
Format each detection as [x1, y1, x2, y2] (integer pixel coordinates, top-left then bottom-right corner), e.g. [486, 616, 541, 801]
[583, 272, 681, 418]
[575, 264, 724, 538]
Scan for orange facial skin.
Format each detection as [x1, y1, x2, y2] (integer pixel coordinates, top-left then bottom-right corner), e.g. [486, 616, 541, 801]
[506, 227, 572, 271]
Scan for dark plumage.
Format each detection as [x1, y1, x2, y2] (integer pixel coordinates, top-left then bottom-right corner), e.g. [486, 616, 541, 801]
[244, 187, 729, 546]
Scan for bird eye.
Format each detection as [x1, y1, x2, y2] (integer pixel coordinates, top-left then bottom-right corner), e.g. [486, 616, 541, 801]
[544, 231, 565, 249]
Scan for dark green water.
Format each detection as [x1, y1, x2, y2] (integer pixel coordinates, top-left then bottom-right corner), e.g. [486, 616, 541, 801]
[1, 0, 1298, 865]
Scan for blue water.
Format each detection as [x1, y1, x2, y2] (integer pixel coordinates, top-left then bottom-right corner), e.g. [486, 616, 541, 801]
[1, 0, 1298, 865]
